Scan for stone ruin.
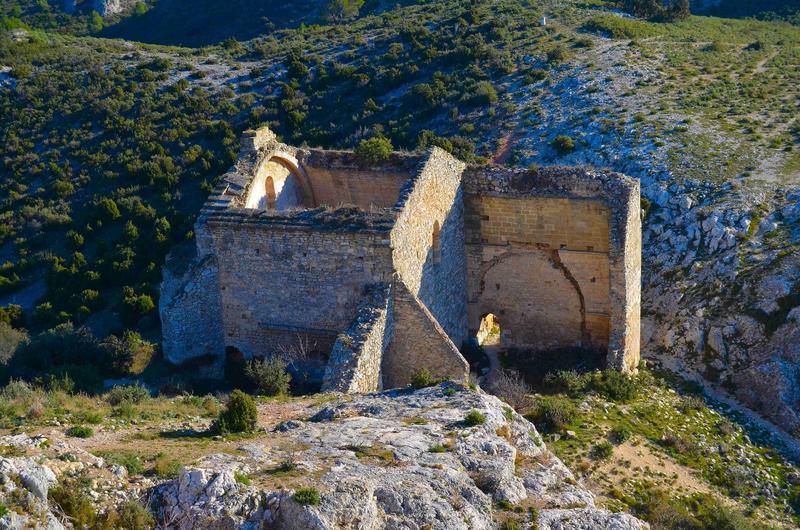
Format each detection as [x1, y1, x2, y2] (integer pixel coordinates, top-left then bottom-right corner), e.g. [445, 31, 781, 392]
[160, 126, 641, 392]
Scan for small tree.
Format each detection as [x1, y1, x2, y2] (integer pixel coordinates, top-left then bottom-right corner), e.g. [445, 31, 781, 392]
[551, 135, 576, 155]
[327, 0, 365, 22]
[216, 390, 258, 434]
[355, 135, 393, 164]
[245, 357, 291, 396]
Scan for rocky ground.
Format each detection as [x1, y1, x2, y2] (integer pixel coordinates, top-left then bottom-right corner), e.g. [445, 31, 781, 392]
[0, 383, 648, 529]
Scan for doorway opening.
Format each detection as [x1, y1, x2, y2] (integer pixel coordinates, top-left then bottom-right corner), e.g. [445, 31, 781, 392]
[476, 313, 502, 347]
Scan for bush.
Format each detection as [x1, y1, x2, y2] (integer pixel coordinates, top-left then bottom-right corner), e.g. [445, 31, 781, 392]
[410, 367, 441, 389]
[66, 426, 93, 438]
[245, 357, 291, 396]
[464, 410, 486, 427]
[103, 332, 155, 376]
[467, 80, 498, 106]
[543, 370, 588, 397]
[592, 441, 614, 460]
[354, 135, 393, 164]
[49, 484, 96, 527]
[120, 288, 156, 326]
[106, 383, 151, 406]
[551, 135, 576, 155]
[153, 455, 181, 479]
[215, 389, 258, 434]
[546, 45, 570, 64]
[527, 397, 575, 433]
[101, 499, 154, 530]
[590, 370, 639, 402]
[293, 487, 321, 505]
[610, 424, 632, 444]
[98, 451, 145, 475]
[0, 322, 26, 366]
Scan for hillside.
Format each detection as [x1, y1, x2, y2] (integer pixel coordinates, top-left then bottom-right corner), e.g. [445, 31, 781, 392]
[0, 0, 799, 527]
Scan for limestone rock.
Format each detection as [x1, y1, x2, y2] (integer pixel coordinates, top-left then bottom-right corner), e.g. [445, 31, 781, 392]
[151, 383, 648, 529]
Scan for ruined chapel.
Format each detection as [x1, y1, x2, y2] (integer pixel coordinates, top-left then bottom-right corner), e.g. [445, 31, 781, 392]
[160, 126, 641, 392]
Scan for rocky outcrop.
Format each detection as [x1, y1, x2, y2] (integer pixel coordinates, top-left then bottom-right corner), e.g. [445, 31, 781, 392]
[151, 383, 647, 529]
[92, 0, 140, 17]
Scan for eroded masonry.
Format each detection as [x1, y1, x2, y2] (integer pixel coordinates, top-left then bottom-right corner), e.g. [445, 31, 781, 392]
[160, 126, 641, 392]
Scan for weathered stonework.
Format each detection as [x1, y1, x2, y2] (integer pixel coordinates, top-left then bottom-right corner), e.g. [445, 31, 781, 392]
[321, 284, 393, 393]
[160, 125, 641, 391]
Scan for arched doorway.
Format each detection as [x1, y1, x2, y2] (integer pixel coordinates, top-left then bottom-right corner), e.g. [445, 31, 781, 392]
[474, 250, 584, 350]
[477, 313, 501, 347]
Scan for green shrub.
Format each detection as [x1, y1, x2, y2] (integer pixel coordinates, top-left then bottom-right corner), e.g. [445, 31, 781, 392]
[429, 444, 447, 453]
[551, 135, 576, 155]
[0, 322, 26, 366]
[293, 487, 321, 505]
[546, 45, 570, 64]
[591, 441, 614, 460]
[410, 367, 441, 389]
[97, 451, 145, 475]
[610, 424, 632, 444]
[107, 383, 151, 405]
[245, 357, 291, 396]
[590, 370, 639, 402]
[215, 390, 258, 434]
[543, 370, 587, 397]
[355, 135, 393, 164]
[103, 332, 155, 376]
[153, 455, 181, 479]
[527, 397, 575, 433]
[49, 484, 97, 527]
[466, 80, 498, 106]
[234, 471, 252, 485]
[102, 499, 155, 530]
[66, 426, 93, 438]
[464, 409, 486, 427]
[75, 409, 103, 425]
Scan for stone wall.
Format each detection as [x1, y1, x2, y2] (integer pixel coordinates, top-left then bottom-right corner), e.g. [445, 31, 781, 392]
[464, 195, 611, 351]
[390, 147, 469, 346]
[301, 150, 419, 210]
[463, 166, 640, 371]
[159, 243, 225, 367]
[383, 282, 470, 387]
[206, 217, 394, 360]
[321, 284, 393, 393]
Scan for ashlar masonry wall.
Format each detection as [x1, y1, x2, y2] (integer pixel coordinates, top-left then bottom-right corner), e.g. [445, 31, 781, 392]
[464, 166, 641, 372]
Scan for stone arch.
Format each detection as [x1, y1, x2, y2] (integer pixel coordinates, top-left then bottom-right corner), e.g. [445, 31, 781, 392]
[244, 151, 316, 209]
[473, 249, 585, 350]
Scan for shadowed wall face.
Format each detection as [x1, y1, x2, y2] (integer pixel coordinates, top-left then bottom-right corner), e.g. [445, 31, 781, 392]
[465, 195, 611, 353]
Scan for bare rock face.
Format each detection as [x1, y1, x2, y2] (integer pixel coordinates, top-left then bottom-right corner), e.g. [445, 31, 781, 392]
[92, 0, 139, 17]
[151, 383, 648, 529]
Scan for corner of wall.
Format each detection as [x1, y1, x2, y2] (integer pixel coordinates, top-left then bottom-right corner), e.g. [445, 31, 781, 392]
[383, 281, 469, 388]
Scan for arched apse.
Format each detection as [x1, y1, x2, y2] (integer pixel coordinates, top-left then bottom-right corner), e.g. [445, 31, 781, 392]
[473, 250, 586, 350]
[244, 153, 315, 210]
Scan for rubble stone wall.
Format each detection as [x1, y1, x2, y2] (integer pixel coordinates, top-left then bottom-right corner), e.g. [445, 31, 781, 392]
[206, 219, 394, 360]
[321, 284, 393, 393]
